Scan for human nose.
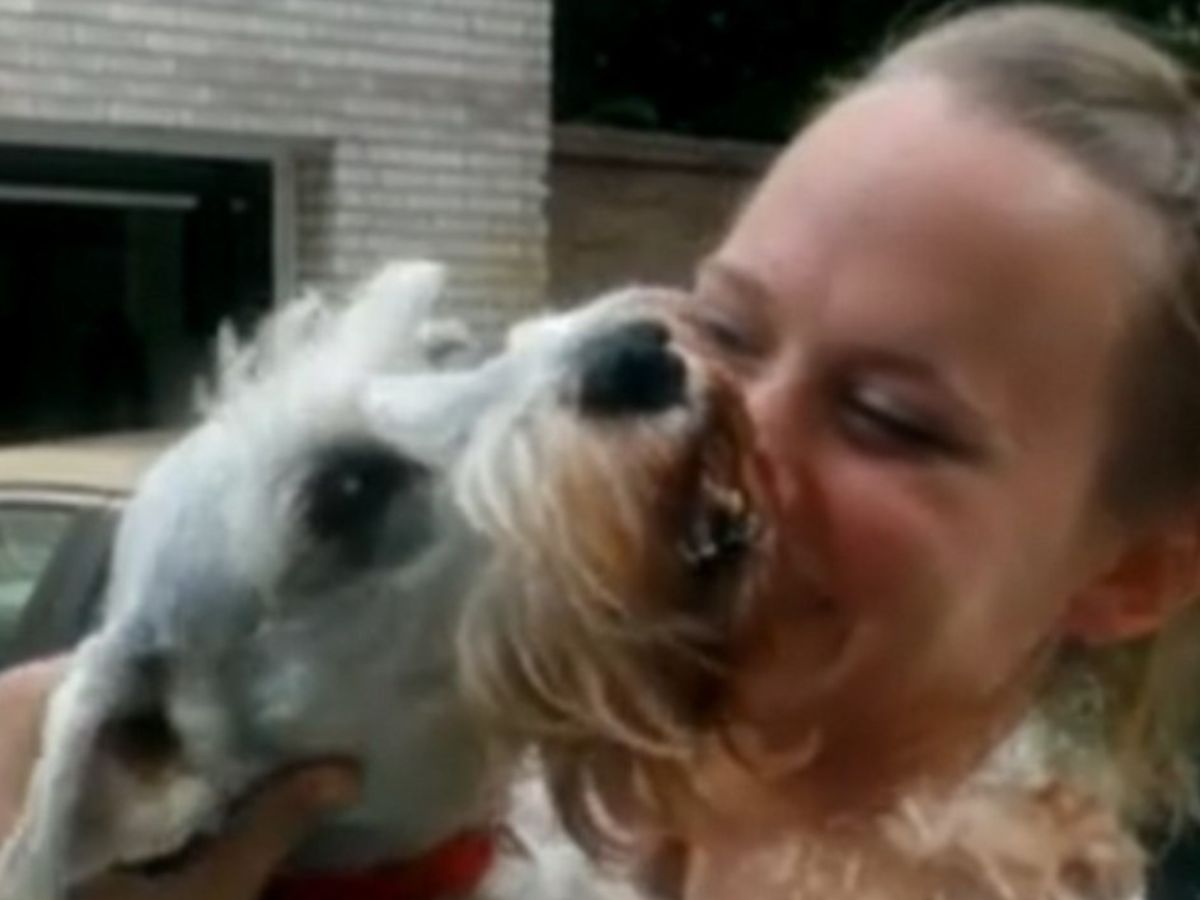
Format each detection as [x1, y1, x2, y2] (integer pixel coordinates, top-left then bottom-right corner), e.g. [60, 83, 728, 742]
[742, 365, 818, 520]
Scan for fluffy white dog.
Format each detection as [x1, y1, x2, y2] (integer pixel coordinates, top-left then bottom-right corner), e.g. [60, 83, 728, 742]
[0, 262, 639, 900]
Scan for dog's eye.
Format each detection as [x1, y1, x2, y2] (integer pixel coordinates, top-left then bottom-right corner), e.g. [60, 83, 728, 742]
[305, 442, 426, 541]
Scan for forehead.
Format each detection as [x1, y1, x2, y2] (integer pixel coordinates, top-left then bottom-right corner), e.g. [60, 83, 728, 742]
[724, 77, 1149, 307]
[716, 78, 1149, 428]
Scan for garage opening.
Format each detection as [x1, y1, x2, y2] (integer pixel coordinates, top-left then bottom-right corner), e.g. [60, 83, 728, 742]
[0, 145, 273, 443]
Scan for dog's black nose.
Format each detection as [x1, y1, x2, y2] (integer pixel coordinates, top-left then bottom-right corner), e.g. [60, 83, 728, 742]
[576, 320, 686, 416]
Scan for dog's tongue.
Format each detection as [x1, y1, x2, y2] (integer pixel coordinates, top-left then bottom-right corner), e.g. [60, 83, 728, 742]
[263, 830, 495, 900]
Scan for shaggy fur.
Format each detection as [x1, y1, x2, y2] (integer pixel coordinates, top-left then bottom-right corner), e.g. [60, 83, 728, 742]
[0, 262, 636, 900]
[368, 284, 1150, 900]
[1, 263, 1148, 900]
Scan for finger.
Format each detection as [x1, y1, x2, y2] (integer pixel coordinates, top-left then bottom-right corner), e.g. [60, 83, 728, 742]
[82, 765, 360, 900]
[0, 656, 68, 744]
[0, 656, 68, 839]
[182, 764, 360, 896]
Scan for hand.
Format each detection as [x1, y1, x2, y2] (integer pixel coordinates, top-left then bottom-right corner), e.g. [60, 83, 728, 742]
[0, 656, 66, 842]
[0, 658, 360, 900]
[82, 766, 360, 900]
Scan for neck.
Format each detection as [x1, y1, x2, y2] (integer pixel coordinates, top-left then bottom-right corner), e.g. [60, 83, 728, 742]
[674, 720, 1144, 900]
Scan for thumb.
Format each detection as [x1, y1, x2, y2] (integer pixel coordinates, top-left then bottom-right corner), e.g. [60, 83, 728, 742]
[80, 765, 360, 900]
[182, 764, 361, 897]
[0, 656, 67, 840]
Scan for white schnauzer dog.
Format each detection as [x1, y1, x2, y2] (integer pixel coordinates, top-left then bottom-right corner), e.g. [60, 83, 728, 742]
[0, 261, 641, 900]
[365, 284, 764, 857]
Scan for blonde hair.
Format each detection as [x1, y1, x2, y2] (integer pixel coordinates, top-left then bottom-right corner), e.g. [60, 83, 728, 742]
[868, 3, 1200, 831]
[460, 6, 1200, 872]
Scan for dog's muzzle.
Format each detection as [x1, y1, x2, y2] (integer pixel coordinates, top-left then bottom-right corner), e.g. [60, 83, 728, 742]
[574, 320, 686, 417]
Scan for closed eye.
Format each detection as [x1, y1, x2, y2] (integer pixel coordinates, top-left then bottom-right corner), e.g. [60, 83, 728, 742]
[835, 380, 976, 461]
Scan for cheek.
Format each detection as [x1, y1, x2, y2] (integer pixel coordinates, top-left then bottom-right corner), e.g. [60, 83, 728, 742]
[749, 377, 984, 608]
[797, 455, 977, 619]
[822, 456, 1084, 675]
[806, 452, 1073, 648]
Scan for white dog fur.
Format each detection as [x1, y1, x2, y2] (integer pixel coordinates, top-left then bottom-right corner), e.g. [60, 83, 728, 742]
[0, 261, 641, 900]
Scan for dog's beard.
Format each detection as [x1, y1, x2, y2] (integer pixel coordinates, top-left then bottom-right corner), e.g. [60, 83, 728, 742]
[455, 368, 772, 853]
[451, 348, 1050, 862]
[445, 300, 1143, 899]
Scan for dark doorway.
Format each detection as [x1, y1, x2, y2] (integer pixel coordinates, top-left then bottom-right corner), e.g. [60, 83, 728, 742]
[0, 145, 272, 442]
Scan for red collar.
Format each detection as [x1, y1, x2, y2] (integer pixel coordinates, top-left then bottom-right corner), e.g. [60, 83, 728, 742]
[264, 830, 496, 900]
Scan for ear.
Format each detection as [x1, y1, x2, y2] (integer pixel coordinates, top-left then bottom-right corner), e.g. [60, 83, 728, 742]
[336, 259, 447, 370]
[362, 362, 505, 458]
[505, 311, 564, 352]
[417, 317, 479, 369]
[1063, 512, 1200, 645]
[0, 645, 208, 900]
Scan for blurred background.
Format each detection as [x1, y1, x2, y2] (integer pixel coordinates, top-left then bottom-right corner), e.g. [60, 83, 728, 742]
[0, 0, 1194, 441]
[0, 4, 1198, 895]
[550, 0, 1199, 306]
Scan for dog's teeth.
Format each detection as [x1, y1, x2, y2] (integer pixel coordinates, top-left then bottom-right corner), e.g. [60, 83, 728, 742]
[683, 463, 759, 571]
[716, 488, 747, 519]
[724, 487, 746, 516]
[681, 494, 756, 571]
[700, 476, 742, 511]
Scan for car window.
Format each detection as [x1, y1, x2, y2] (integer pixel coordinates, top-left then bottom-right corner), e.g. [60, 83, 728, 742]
[0, 505, 77, 647]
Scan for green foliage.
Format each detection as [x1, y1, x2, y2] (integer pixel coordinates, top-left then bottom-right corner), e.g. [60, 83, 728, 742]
[554, 1, 1200, 141]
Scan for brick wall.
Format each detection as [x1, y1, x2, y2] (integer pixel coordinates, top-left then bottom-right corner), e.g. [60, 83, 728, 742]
[549, 125, 773, 304]
[0, 0, 550, 334]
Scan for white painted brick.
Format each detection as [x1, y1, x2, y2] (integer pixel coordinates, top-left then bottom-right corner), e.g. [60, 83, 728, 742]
[0, 0, 550, 322]
[143, 30, 213, 55]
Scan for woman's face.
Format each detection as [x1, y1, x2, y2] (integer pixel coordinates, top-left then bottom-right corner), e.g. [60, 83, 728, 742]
[692, 78, 1149, 806]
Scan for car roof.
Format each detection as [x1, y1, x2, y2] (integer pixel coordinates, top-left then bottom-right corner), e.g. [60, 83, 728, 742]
[0, 429, 179, 498]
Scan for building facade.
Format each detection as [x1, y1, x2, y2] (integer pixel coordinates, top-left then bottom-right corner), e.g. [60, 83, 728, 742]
[0, 0, 549, 437]
[549, 125, 771, 304]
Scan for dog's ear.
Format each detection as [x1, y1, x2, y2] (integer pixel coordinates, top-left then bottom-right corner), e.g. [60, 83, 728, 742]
[362, 362, 505, 460]
[417, 317, 479, 369]
[505, 311, 565, 353]
[336, 259, 448, 371]
[0, 645, 212, 900]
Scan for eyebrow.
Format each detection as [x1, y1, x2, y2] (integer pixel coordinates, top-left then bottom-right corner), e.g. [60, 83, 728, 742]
[695, 256, 775, 308]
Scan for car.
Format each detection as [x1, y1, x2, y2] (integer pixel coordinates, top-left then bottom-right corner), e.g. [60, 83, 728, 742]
[0, 430, 174, 668]
[1, 433, 1199, 898]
